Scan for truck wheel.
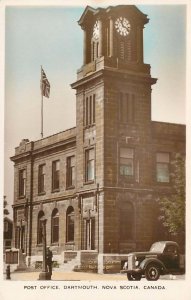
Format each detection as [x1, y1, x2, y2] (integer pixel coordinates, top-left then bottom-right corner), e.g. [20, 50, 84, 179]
[127, 273, 133, 281]
[127, 273, 141, 281]
[127, 273, 134, 281]
[145, 264, 160, 281]
[133, 274, 142, 281]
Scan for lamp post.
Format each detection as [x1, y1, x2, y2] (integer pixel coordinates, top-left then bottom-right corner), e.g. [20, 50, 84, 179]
[17, 219, 27, 270]
[19, 219, 23, 251]
[39, 216, 50, 280]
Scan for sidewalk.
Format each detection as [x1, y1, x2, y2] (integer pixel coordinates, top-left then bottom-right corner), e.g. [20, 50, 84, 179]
[4, 270, 126, 281]
[4, 270, 185, 281]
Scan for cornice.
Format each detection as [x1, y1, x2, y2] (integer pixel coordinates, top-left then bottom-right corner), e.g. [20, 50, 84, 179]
[11, 135, 76, 163]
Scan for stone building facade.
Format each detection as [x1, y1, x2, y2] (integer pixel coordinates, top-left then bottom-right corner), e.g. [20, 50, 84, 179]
[11, 5, 185, 270]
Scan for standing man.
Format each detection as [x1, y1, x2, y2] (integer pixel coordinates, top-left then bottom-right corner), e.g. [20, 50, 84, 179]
[46, 247, 53, 278]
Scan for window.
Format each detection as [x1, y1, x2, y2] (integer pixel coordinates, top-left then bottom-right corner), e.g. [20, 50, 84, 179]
[37, 211, 44, 244]
[52, 160, 60, 191]
[91, 24, 99, 61]
[84, 95, 95, 127]
[5, 240, 12, 249]
[164, 245, 177, 255]
[119, 93, 135, 124]
[19, 169, 26, 197]
[38, 164, 45, 194]
[51, 209, 59, 244]
[92, 41, 99, 60]
[4, 221, 8, 232]
[66, 206, 74, 242]
[66, 156, 75, 188]
[120, 202, 134, 241]
[120, 148, 134, 176]
[85, 148, 95, 182]
[156, 153, 170, 183]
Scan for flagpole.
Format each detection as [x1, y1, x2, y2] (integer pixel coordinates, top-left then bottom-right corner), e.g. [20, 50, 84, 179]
[41, 66, 43, 138]
[40, 66, 50, 138]
[41, 92, 43, 138]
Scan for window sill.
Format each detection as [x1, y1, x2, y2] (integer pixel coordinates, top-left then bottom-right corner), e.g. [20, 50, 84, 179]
[66, 241, 75, 245]
[38, 192, 46, 196]
[156, 181, 170, 185]
[52, 189, 60, 193]
[18, 195, 25, 199]
[66, 185, 75, 190]
[84, 180, 95, 185]
[51, 242, 59, 246]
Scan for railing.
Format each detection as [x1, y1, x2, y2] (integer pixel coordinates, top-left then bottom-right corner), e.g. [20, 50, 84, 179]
[78, 57, 151, 80]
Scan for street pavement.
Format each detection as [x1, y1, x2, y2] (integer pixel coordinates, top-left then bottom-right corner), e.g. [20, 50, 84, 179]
[3, 270, 185, 281]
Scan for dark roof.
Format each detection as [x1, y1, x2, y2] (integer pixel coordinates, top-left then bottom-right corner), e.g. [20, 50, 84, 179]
[78, 5, 148, 27]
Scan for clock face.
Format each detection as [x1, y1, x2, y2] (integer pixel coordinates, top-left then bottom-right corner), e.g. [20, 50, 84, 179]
[115, 17, 131, 36]
[93, 21, 99, 40]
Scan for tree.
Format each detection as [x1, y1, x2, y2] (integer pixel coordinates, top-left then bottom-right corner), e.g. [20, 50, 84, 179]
[158, 154, 185, 236]
[3, 195, 10, 216]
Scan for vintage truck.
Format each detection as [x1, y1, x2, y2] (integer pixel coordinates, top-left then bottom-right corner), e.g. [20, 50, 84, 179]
[121, 241, 185, 281]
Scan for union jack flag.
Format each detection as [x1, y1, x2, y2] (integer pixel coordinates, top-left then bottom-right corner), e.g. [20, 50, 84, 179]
[41, 67, 50, 98]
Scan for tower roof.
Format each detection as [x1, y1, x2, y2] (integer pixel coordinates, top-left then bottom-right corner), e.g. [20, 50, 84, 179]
[78, 5, 149, 27]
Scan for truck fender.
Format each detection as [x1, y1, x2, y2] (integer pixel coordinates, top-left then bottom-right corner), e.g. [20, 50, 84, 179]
[140, 258, 167, 273]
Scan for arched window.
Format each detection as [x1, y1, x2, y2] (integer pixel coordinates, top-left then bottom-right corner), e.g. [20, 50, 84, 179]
[91, 21, 99, 61]
[66, 206, 74, 242]
[51, 209, 59, 243]
[37, 211, 44, 244]
[92, 41, 99, 60]
[120, 202, 134, 241]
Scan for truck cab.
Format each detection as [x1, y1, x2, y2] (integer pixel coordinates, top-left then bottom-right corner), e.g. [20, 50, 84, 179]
[121, 241, 185, 281]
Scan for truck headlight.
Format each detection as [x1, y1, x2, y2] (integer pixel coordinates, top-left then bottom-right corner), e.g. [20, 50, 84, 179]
[134, 256, 139, 267]
[135, 260, 139, 267]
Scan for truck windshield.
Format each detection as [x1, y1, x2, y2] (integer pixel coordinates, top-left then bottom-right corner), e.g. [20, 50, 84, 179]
[150, 242, 165, 253]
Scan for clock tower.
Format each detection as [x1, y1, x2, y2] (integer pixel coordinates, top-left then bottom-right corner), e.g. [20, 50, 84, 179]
[79, 5, 149, 65]
[71, 5, 157, 254]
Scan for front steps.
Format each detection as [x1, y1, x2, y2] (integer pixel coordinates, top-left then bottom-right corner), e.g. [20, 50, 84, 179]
[54, 256, 79, 272]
